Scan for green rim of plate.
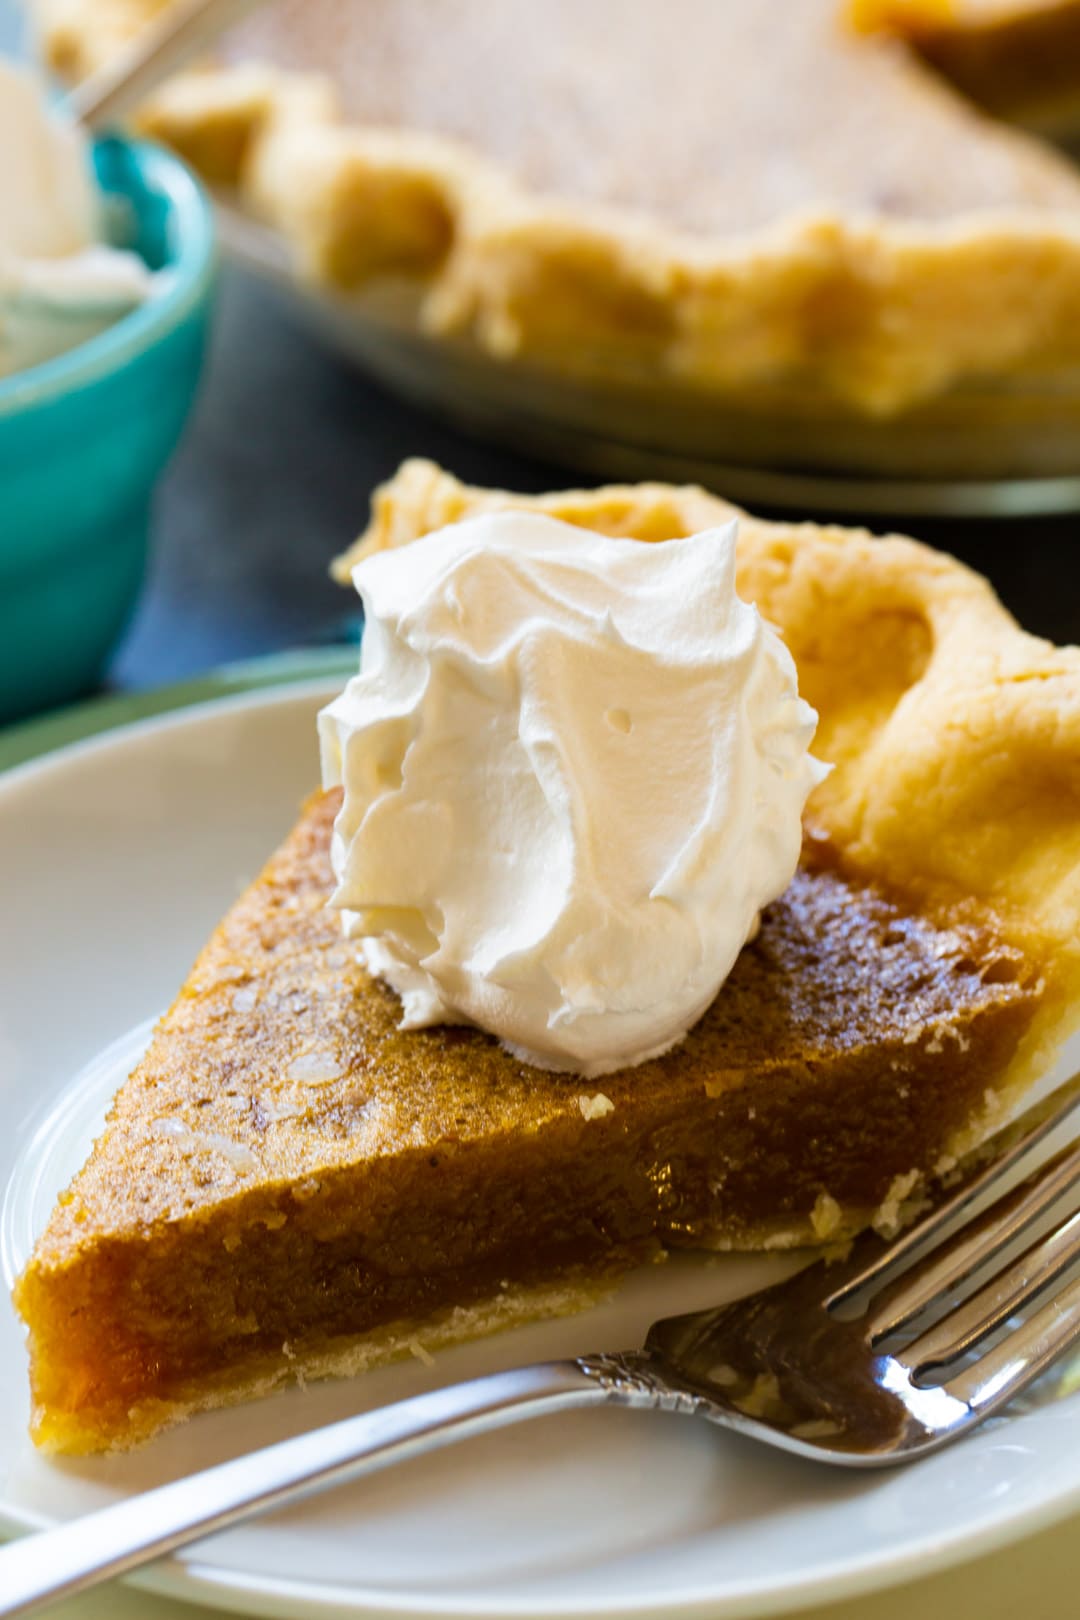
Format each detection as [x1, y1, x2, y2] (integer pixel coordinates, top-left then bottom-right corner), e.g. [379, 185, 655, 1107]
[0, 647, 356, 776]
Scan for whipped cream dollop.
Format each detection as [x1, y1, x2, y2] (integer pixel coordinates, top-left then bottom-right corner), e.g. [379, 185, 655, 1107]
[320, 512, 828, 1077]
[0, 61, 154, 379]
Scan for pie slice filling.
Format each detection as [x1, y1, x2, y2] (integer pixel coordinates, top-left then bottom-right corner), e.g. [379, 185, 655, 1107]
[14, 791, 1042, 1453]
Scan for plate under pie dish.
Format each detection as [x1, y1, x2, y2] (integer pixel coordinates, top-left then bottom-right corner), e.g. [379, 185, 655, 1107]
[10, 460, 1080, 1455]
[33, 0, 1080, 507]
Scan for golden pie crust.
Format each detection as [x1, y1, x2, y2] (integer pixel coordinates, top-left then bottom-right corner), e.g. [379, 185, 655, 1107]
[14, 463, 1080, 1452]
[35, 0, 1080, 415]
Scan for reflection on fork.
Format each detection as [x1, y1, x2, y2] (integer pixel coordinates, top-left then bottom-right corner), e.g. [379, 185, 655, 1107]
[641, 1067, 1080, 1463]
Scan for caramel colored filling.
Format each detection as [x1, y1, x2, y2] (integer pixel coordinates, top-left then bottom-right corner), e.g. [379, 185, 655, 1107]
[15, 791, 1042, 1449]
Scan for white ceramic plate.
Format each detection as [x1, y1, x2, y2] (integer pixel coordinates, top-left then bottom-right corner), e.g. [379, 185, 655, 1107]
[3, 681, 1080, 1620]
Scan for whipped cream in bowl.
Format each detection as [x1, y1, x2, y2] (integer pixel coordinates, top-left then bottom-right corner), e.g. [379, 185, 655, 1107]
[0, 59, 213, 723]
[0, 60, 156, 379]
[320, 512, 828, 1078]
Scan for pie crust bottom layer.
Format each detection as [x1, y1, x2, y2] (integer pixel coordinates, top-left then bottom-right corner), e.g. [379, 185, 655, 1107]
[14, 791, 1043, 1453]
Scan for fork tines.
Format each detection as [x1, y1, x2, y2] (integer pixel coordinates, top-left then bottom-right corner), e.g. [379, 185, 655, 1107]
[830, 1070, 1080, 1417]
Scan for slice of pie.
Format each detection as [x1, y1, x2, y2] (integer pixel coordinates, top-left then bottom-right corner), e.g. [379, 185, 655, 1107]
[14, 461, 1080, 1453]
[851, 1, 1080, 134]
[35, 0, 1080, 415]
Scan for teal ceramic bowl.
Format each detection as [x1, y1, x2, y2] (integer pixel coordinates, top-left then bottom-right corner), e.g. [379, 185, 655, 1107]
[0, 138, 215, 725]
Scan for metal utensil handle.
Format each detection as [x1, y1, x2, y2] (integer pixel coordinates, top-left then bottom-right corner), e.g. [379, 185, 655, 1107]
[67, 0, 267, 132]
[0, 1360, 614, 1619]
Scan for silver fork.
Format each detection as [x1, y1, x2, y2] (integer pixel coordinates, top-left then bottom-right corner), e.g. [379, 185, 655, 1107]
[4, 1074, 1080, 1619]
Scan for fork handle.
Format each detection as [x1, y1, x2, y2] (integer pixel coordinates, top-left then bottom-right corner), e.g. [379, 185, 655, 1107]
[0, 1359, 651, 1618]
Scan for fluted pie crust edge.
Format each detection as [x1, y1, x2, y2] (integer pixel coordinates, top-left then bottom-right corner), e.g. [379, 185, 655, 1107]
[34, 0, 1080, 414]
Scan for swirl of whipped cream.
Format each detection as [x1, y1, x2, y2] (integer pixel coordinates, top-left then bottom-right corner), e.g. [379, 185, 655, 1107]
[319, 511, 828, 1078]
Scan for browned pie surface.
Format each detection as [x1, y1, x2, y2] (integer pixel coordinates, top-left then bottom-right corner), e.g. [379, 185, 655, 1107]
[221, 0, 1080, 233]
[15, 789, 1043, 1450]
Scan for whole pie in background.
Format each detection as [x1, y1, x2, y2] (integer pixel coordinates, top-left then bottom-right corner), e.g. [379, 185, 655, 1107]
[34, 0, 1080, 429]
